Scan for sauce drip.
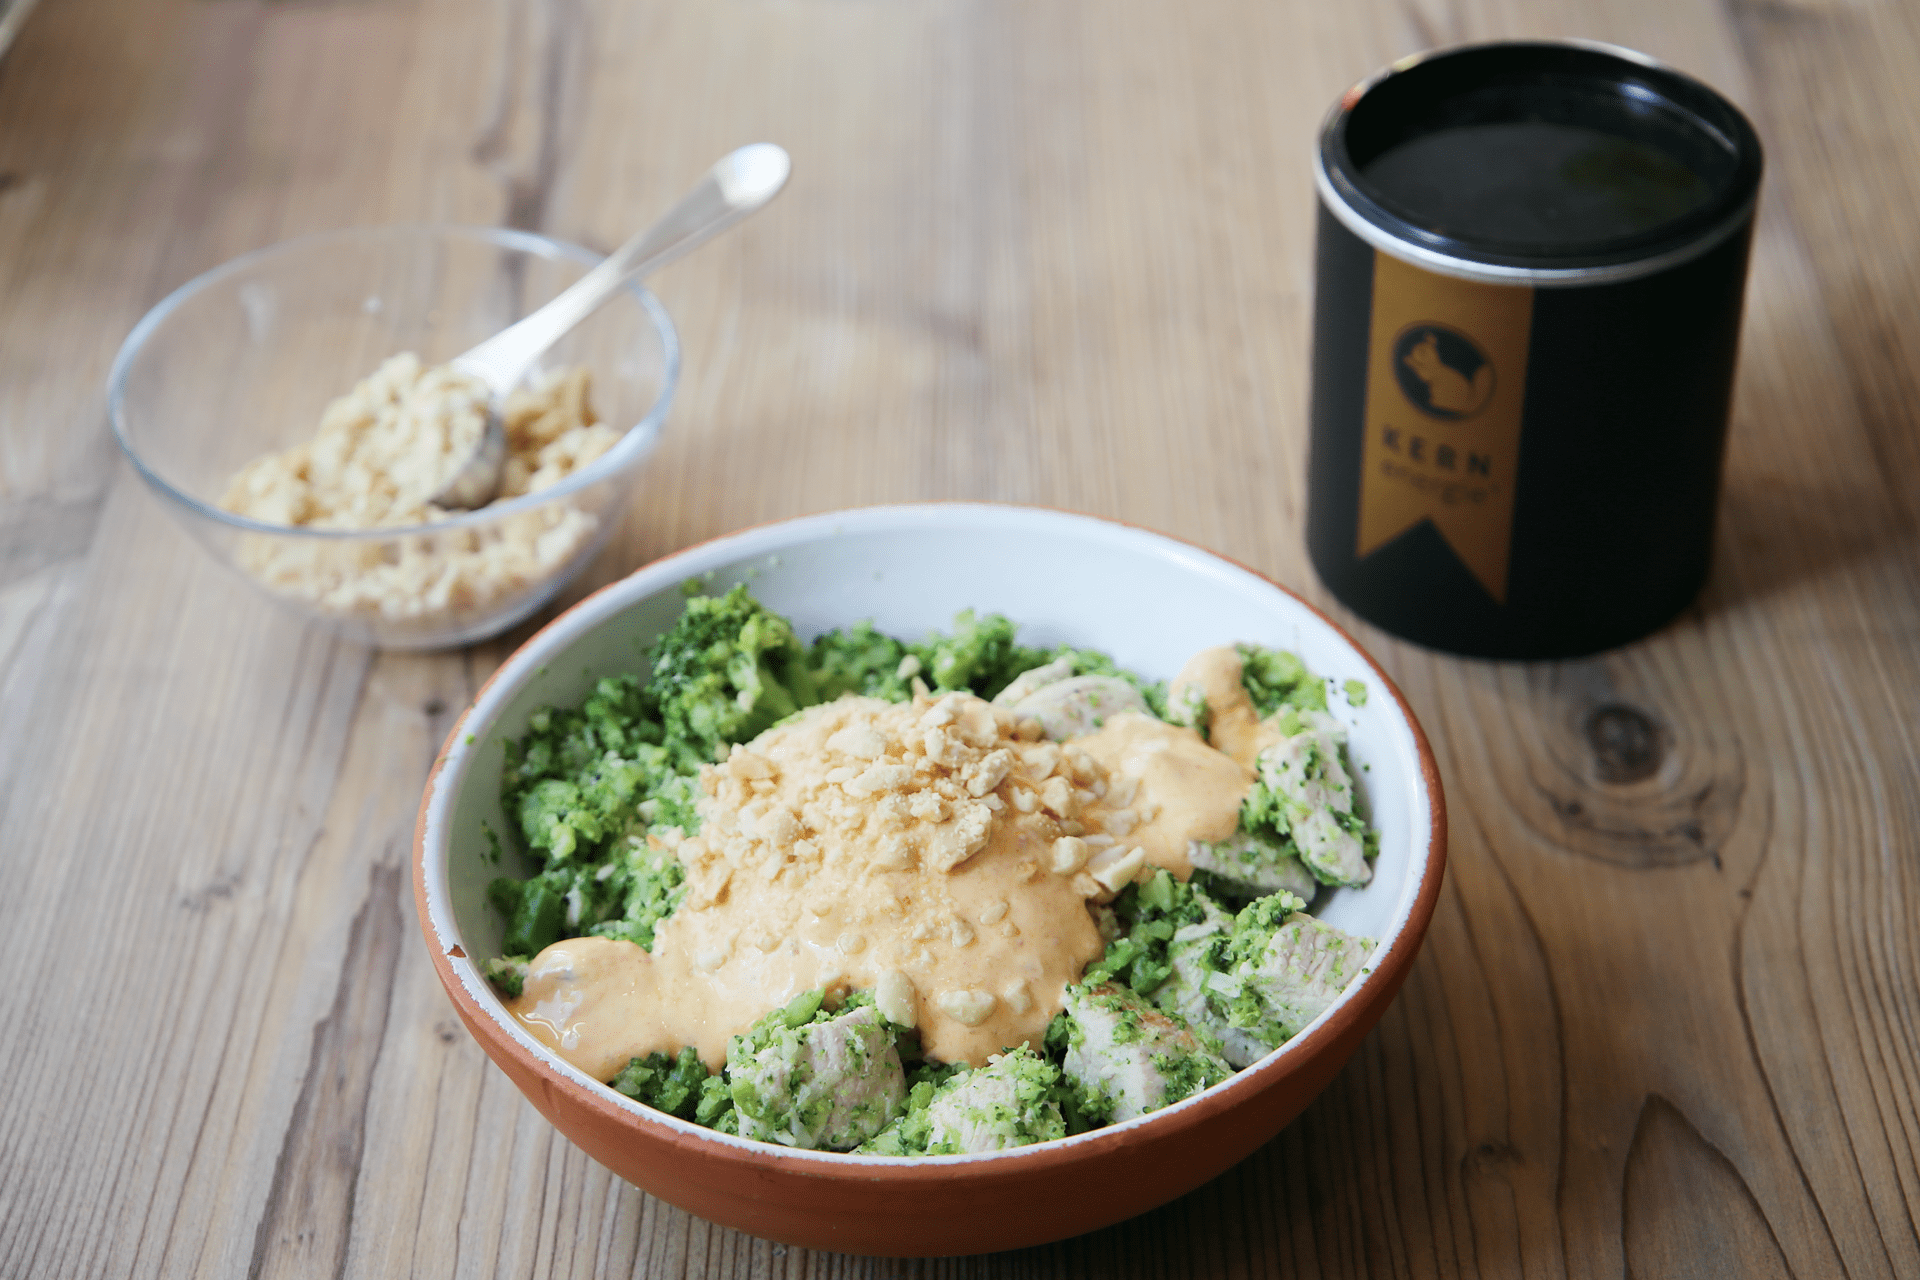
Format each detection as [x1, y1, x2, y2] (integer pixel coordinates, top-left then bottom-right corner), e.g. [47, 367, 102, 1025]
[1075, 712, 1249, 877]
[1168, 646, 1279, 769]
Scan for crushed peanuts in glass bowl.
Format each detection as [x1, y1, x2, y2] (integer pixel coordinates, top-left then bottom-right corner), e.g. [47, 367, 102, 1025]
[415, 504, 1447, 1255]
[108, 225, 679, 649]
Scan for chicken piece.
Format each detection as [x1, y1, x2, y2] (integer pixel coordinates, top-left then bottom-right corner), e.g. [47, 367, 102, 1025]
[1215, 897, 1374, 1048]
[991, 657, 1076, 706]
[1149, 894, 1272, 1069]
[1058, 981, 1231, 1123]
[922, 1047, 1066, 1153]
[1251, 709, 1371, 886]
[727, 1002, 905, 1150]
[1006, 675, 1149, 741]
[1188, 829, 1318, 900]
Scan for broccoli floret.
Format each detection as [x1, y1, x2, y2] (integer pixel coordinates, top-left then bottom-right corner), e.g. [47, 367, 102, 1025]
[647, 584, 826, 768]
[501, 674, 688, 870]
[585, 836, 687, 951]
[481, 955, 529, 998]
[907, 609, 1051, 701]
[807, 620, 913, 701]
[1236, 644, 1327, 718]
[611, 1045, 709, 1119]
[1080, 869, 1209, 997]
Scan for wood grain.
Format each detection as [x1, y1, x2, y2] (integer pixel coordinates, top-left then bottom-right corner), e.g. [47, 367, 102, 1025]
[2, 0, 1916, 1275]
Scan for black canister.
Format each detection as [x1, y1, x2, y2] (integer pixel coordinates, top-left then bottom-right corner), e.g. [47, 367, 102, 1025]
[1306, 41, 1764, 659]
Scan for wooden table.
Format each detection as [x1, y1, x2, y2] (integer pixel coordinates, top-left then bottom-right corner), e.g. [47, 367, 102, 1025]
[4, 0, 1917, 1275]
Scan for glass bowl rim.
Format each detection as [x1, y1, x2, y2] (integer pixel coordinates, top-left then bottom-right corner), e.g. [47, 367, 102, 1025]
[106, 223, 683, 540]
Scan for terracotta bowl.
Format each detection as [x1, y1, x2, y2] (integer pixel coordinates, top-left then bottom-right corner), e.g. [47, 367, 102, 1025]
[414, 504, 1446, 1257]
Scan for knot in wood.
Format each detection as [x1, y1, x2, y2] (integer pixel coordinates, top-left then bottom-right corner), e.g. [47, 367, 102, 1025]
[1584, 703, 1663, 785]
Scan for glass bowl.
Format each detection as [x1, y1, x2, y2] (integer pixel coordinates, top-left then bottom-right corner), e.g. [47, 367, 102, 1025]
[108, 225, 680, 650]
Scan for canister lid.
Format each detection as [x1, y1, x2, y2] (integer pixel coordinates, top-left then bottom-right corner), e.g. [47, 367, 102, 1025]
[1318, 41, 1764, 285]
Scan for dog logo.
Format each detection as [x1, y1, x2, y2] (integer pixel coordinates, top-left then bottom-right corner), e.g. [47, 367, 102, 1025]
[1392, 324, 1495, 420]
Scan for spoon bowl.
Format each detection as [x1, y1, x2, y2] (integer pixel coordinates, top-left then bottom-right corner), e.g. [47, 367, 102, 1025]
[432, 143, 791, 508]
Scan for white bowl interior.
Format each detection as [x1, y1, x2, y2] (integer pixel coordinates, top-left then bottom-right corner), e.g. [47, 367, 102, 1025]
[422, 505, 1436, 1152]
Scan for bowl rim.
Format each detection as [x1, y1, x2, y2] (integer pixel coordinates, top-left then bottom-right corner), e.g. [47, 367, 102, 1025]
[414, 502, 1448, 1175]
[105, 223, 683, 539]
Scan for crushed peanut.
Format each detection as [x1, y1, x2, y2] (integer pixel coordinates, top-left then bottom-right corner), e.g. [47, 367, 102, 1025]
[219, 354, 622, 638]
[937, 989, 998, 1027]
[875, 969, 918, 1027]
[625, 692, 1125, 1065]
[508, 688, 1273, 1079]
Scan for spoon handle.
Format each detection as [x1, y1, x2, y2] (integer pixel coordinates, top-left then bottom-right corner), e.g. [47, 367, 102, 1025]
[454, 143, 791, 394]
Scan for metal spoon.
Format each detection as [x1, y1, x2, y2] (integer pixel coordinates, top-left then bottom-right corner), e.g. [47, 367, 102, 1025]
[433, 142, 792, 508]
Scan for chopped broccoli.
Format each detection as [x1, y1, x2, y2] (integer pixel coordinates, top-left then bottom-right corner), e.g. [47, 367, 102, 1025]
[807, 620, 913, 701]
[1080, 869, 1209, 997]
[585, 836, 688, 951]
[695, 1074, 737, 1130]
[1236, 644, 1327, 718]
[487, 870, 571, 958]
[502, 674, 681, 866]
[487, 831, 687, 959]
[907, 609, 1050, 700]
[646, 583, 826, 768]
[611, 1045, 709, 1119]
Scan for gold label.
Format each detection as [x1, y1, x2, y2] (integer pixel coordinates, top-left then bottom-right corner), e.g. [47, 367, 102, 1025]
[1356, 252, 1534, 603]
